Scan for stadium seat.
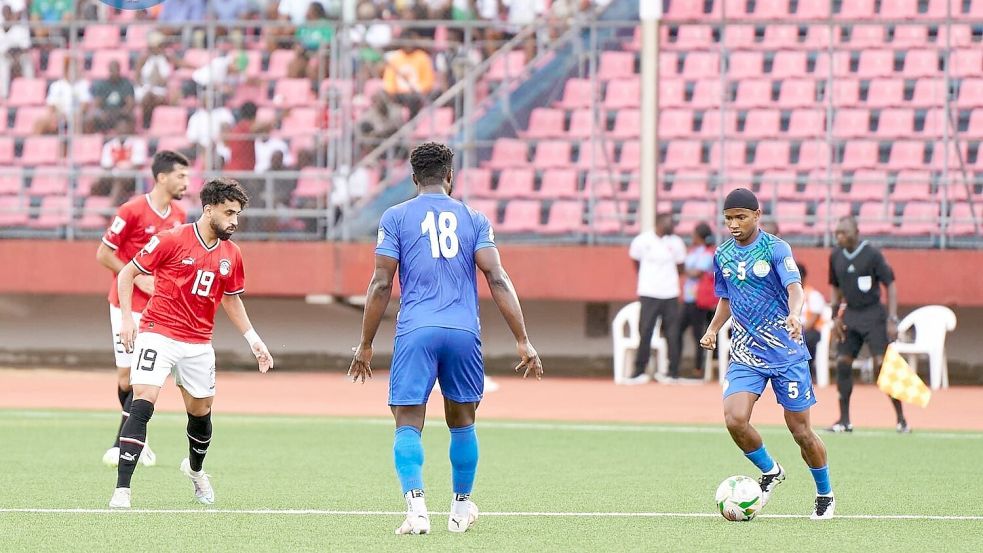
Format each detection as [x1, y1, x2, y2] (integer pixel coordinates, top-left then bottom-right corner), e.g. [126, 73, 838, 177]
[761, 25, 801, 49]
[612, 301, 669, 383]
[682, 52, 719, 79]
[411, 107, 454, 140]
[726, 51, 764, 79]
[760, 170, 795, 200]
[911, 78, 945, 108]
[155, 136, 189, 155]
[273, 79, 315, 107]
[722, 0, 753, 19]
[690, 79, 724, 109]
[903, 50, 941, 78]
[69, 134, 104, 166]
[29, 196, 72, 229]
[659, 52, 679, 78]
[494, 169, 536, 198]
[591, 200, 635, 234]
[0, 194, 28, 226]
[457, 168, 493, 197]
[278, 107, 321, 138]
[669, 25, 715, 49]
[90, 50, 131, 79]
[538, 169, 580, 199]
[770, 51, 808, 79]
[124, 24, 152, 50]
[752, 141, 791, 170]
[532, 141, 572, 169]
[78, 196, 113, 229]
[597, 51, 636, 80]
[936, 23, 973, 47]
[0, 137, 13, 165]
[149, 106, 188, 136]
[709, 142, 747, 169]
[604, 77, 641, 109]
[951, 49, 983, 78]
[698, 109, 737, 136]
[465, 198, 498, 223]
[741, 110, 781, 138]
[865, 79, 905, 108]
[815, 51, 851, 78]
[772, 201, 810, 234]
[610, 109, 641, 138]
[0, 168, 22, 195]
[487, 50, 527, 81]
[814, 200, 852, 226]
[947, 202, 980, 235]
[777, 79, 817, 109]
[576, 140, 616, 168]
[19, 137, 61, 166]
[856, 50, 895, 79]
[664, 0, 710, 17]
[542, 200, 584, 234]
[7, 78, 47, 107]
[485, 139, 529, 169]
[82, 24, 121, 50]
[840, 25, 885, 48]
[893, 170, 933, 201]
[895, 201, 940, 236]
[826, 79, 861, 107]
[675, 200, 716, 235]
[660, 79, 686, 108]
[659, 109, 695, 138]
[555, 78, 593, 109]
[931, 141, 968, 168]
[889, 140, 930, 169]
[566, 109, 596, 139]
[499, 200, 541, 232]
[842, 170, 888, 201]
[12, 106, 49, 135]
[787, 109, 825, 138]
[880, 0, 921, 19]
[890, 24, 929, 48]
[833, 109, 871, 138]
[521, 108, 566, 139]
[292, 168, 331, 200]
[733, 79, 773, 109]
[836, 0, 876, 18]
[856, 201, 895, 234]
[44, 49, 70, 79]
[618, 141, 641, 170]
[663, 170, 709, 200]
[797, 141, 831, 169]
[754, 0, 791, 18]
[800, 25, 834, 48]
[875, 108, 915, 137]
[838, 141, 879, 169]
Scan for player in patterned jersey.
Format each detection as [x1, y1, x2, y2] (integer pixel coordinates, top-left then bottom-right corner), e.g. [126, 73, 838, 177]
[96, 150, 189, 468]
[348, 143, 543, 535]
[107, 178, 273, 509]
[700, 188, 835, 520]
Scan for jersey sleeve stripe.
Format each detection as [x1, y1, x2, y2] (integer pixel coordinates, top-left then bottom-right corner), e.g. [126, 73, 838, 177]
[223, 288, 245, 295]
[131, 258, 151, 274]
[101, 237, 120, 250]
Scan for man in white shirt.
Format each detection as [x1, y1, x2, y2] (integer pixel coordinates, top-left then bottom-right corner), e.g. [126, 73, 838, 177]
[0, 4, 31, 99]
[185, 98, 235, 163]
[627, 212, 687, 384]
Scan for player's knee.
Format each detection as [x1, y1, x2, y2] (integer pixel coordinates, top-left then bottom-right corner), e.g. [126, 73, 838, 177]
[117, 372, 131, 391]
[791, 426, 816, 448]
[724, 411, 750, 434]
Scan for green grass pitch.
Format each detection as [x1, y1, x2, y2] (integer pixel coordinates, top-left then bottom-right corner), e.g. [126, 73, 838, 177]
[0, 410, 981, 552]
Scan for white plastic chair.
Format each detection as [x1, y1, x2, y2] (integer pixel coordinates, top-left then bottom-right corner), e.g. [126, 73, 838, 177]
[891, 305, 957, 390]
[611, 301, 669, 384]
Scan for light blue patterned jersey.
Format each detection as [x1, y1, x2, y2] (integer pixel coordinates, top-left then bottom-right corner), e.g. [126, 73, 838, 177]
[713, 231, 810, 369]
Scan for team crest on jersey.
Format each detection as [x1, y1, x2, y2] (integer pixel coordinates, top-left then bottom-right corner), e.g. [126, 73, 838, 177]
[110, 216, 126, 234]
[145, 225, 156, 235]
[219, 259, 232, 276]
[377, 228, 385, 246]
[752, 259, 771, 277]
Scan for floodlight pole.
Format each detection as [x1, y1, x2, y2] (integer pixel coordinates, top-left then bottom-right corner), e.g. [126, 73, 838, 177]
[639, 0, 660, 234]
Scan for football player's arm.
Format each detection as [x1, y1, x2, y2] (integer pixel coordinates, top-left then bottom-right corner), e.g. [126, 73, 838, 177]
[349, 255, 398, 383]
[476, 247, 543, 379]
[222, 294, 273, 373]
[700, 298, 731, 350]
[785, 282, 805, 342]
[117, 262, 141, 353]
[96, 242, 125, 273]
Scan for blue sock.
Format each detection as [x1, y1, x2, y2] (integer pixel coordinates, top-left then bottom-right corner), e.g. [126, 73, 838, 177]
[449, 424, 479, 495]
[744, 445, 776, 473]
[393, 426, 424, 494]
[810, 465, 832, 495]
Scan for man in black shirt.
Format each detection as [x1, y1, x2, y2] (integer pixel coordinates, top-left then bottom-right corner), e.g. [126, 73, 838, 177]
[827, 217, 908, 433]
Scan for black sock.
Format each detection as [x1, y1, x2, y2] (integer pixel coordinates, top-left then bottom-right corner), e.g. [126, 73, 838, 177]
[113, 387, 133, 448]
[117, 399, 154, 488]
[187, 411, 212, 472]
[891, 397, 906, 424]
[836, 359, 853, 424]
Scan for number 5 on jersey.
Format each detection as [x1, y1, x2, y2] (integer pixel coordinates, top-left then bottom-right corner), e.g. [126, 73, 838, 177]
[422, 211, 459, 259]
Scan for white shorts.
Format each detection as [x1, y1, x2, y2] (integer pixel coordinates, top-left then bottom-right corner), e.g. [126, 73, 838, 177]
[109, 304, 143, 369]
[129, 332, 217, 399]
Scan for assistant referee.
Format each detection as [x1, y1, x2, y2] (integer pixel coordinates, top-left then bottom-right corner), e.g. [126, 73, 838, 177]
[827, 216, 908, 434]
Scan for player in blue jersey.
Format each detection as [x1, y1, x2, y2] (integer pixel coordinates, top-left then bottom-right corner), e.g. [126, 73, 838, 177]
[348, 142, 544, 535]
[700, 188, 834, 520]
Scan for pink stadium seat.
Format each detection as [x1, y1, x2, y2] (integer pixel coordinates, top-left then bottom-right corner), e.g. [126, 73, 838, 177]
[267, 49, 295, 79]
[911, 78, 945, 108]
[273, 79, 315, 107]
[841, 25, 885, 48]
[320, 79, 354, 100]
[70, 134, 104, 166]
[566, 109, 595, 139]
[723, 24, 755, 49]
[856, 50, 895, 79]
[604, 77, 641, 109]
[722, 0, 753, 19]
[487, 51, 527, 81]
[669, 25, 715, 49]
[532, 140, 572, 169]
[742, 110, 781, 138]
[800, 25, 834, 48]
[0, 195, 28, 226]
[125, 24, 152, 50]
[839, 141, 879, 170]
[892, 172, 932, 201]
[659, 109, 694, 139]
[815, 51, 852, 77]
[457, 168, 493, 197]
[921, 108, 947, 137]
[675, 200, 715, 235]
[495, 169, 536, 199]
[597, 51, 635, 80]
[465, 199, 498, 223]
[891, 25, 929, 48]
[90, 50, 131, 79]
[897, 202, 941, 237]
[362, 78, 385, 100]
[29, 196, 72, 229]
[663, 141, 703, 170]
[0, 169, 22, 194]
[833, 109, 872, 138]
[555, 78, 592, 109]
[930, 141, 967, 168]
[777, 79, 817, 109]
[682, 52, 719, 79]
[710, 141, 747, 169]
[412, 107, 454, 140]
[664, 170, 709, 200]
[842, 171, 888, 201]
[828, 79, 860, 107]
[149, 106, 188, 136]
[836, 0, 876, 18]
[762, 25, 801, 49]
[754, 0, 792, 18]
[770, 51, 808, 79]
[660, 79, 685, 108]
[7, 78, 47, 107]
[665, 0, 709, 17]
[864, 79, 905, 108]
[619, 141, 641, 170]
[611, 109, 641, 139]
[591, 200, 635, 234]
[690, 80, 725, 108]
[903, 50, 940, 79]
[293, 168, 331, 199]
[485, 139, 528, 169]
[626, 26, 641, 52]
[772, 201, 810, 234]
[0, 137, 13, 165]
[241, 50, 263, 78]
[936, 24, 973, 47]
[787, 110, 825, 138]
[82, 24, 121, 50]
[29, 168, 70, 196]
[19, 137, 61, 166]
[44, 49, 70, 79]
[542, 201, 584, 234]
[767, 171, 801, 199]
[278, 107, 320, 137]
[78, 196, 113, 230]
[968, 0, 983, 16]
[521, 108, 566, 139]
[947, 202, 980, 235]
[875, 108, 915, 137]
[797, 141, 830, 169]
[726, 51, 764, 79]
[814, 201, 852, 227]
[576, 140, 616, 169]
[12, 106, 50, 135]
[699, 110, 737, 136]
[857, 201, 895, 234]
[951, 49, 983, 78]
[155, 136, 189, 154]
[879, 0, 920, 19]
[733, 79, 772, 109]
[888, 141, 929, 170]
[499, 200, 541, 232]
[659, 52, 679, 77]
[793, 1, 831, 18]
[538, 169, 580, 199]
[753, 141, 791, 170]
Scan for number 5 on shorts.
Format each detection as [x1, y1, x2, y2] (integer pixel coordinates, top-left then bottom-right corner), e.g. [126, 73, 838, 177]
[136, 348, 157, 371]
[788, 381, 799, 399]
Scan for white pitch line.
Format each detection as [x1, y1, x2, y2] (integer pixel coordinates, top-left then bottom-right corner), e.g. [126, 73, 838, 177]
[0, 509, 981, 521]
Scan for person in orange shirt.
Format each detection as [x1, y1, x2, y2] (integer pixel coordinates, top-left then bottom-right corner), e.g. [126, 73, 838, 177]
[383, 30, 435, 118]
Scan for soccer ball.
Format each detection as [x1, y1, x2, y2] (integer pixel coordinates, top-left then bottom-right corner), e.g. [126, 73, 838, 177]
[715, 475, 763, 521]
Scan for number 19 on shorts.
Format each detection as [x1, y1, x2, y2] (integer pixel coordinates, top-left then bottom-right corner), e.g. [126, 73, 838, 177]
[421, 211, 459, 259]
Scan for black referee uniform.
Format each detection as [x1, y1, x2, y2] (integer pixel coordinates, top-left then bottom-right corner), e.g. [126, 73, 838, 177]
[828, 240, 906, 431]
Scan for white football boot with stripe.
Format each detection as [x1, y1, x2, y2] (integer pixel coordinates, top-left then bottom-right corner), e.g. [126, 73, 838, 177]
[757, 463, 786, 507]
[180, 458, 215, 505]
[448, 499, 479, 533]
[109, 487, 131, 509]
[811, 494, 836, 520]
[395, 490, 430, 535]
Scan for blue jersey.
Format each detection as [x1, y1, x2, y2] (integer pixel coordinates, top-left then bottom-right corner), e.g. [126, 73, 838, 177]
[376, 193, 496, 338]
[713, 231, 810, 369]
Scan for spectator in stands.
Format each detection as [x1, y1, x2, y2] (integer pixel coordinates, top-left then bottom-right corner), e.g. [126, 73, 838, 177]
[331, 163, 371, 225]
[158, 0, 207, 34]
[133, 32, 176, 129]
[223, 101, 259, 172]
[296, 1, 334, 51]
[0, 4, 32, 99]
[191, 45, 249, 99]
[503, 0, 546, 61]
[255, 134, 293, 174]
[677, 222, 716, 379]
[358, 91, 404, 144]
[76, 0, 106, 21]
[798, 263, 827, 378]
[348, 1, 392, 79]
[36, 55, 91, 134]
[266, 0, 328, 51]
[435, 27, 482, 89]
[30, 0, 73, 41]
[87, 60, 135, 133]
[209, 0, 254, 26]
[96, 118, 148, 206]
[383, 31, 435, 118]
[186, 95, 236, 166]
[626, 212, 687, 384]
[0, 1, 26, 21]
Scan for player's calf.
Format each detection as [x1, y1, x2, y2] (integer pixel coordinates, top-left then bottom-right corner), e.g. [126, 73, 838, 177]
[116, 398, 154, 489]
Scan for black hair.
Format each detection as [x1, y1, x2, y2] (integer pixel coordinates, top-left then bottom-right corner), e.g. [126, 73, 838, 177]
[695, 221, 713, 244]
[410, 142, 454, 186]
[200, 177, 249, 208]
[151, 150, 190, 182]
[838, 215, 859, 230]
[240, 101, 258, 120]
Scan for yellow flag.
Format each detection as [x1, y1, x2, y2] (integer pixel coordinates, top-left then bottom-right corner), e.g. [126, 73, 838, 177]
[877, 344, 931, 407]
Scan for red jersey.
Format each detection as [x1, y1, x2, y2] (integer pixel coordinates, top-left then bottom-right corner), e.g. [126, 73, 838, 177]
[102, 194, 186, 312]
[132, 223, 246, 344]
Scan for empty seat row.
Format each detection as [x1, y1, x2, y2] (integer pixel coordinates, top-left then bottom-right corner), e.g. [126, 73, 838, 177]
[661, 0, 983, 20]
[658, 23, 983, 50]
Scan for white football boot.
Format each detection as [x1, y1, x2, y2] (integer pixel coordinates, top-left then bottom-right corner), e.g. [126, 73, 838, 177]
[448, 499, 479, 533]
[757, 463, 786, 507]
[180, 458, 215, 505]
[395, 490, 430, 535]
[811, 494, 836, 520]
[109, 487, 131, 509]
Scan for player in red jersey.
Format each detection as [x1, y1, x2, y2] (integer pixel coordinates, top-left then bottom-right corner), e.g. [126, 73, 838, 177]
[96, 150, 189, 468]
[108, 178, 273, 509]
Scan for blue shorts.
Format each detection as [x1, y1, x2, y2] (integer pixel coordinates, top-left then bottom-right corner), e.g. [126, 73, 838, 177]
[723, 361, 817, 412]
[389, 326, 484, 406]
